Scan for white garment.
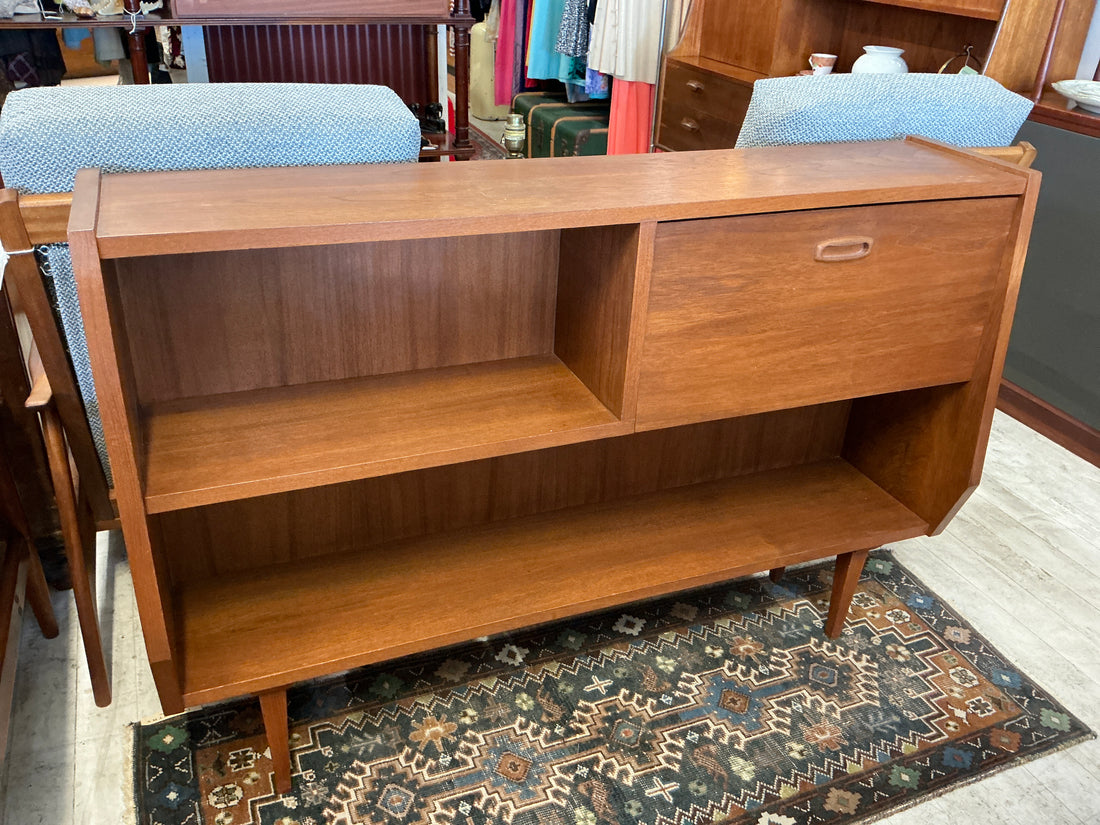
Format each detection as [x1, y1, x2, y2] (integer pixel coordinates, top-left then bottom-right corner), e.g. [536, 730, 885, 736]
[589, 0, 663, 84]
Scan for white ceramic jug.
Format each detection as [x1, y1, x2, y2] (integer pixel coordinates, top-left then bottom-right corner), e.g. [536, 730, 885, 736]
[852, 46, 908, 74]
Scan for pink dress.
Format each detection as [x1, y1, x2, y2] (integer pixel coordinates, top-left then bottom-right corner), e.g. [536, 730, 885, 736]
[607, 79, 655, 155]
[494, 0, 517, 107]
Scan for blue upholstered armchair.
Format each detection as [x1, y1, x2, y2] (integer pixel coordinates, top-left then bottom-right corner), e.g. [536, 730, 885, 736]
[0, 82, 422, 706]
[734, 73, 1034, 149]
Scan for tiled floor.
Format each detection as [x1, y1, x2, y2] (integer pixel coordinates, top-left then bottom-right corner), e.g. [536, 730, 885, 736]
[0, 411, 1097, 824]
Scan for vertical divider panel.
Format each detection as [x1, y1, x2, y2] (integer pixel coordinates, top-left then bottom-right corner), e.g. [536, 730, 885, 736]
[555, 222, 655, 421]
[68, 169, 184, 713]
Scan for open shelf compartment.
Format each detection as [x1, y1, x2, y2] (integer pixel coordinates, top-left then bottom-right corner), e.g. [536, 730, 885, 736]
[173, 458, 927, 705]
[142, 355, 627, 512]
[101, 223, 645, 512]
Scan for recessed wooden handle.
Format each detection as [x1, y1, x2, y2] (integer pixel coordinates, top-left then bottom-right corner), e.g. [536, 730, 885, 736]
[680, 118, 700, 132]
[814, 237, 874, 262]
[686, 80, 705, 92]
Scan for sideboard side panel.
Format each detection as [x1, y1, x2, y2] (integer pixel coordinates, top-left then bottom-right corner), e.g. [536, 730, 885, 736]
[844, 180, 1040, 532]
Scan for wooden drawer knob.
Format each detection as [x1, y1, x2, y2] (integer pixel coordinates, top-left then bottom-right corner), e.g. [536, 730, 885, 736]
[814, 237, 874, 262]
[680, 117, 700, 132]
[686, 80, 705, 92]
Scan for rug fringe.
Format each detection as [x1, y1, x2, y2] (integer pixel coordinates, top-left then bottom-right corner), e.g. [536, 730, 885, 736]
[849, 729, 1096, 825]
[125, 721, 140, 825]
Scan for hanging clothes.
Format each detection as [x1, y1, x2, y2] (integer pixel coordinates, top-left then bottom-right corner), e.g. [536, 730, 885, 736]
[527, 0, 573, 82]
[607, 78, 653, 154]
[0, 30, 66, 90]
[494, 0, 532, 107]
[555, 0, 590, 58]
[494, 0, 514, 106]
[588, 0, 662, 85]
[585, 66, 610, 99]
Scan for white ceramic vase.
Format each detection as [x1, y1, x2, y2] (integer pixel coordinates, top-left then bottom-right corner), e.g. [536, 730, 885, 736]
[851, 46, 908, 74]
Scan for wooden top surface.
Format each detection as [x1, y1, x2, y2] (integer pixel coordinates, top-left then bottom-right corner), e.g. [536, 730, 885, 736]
[86, 139, 1027, 258]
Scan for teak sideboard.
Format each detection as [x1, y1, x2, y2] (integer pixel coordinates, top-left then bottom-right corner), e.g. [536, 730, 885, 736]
[69, 139, 1038, 793]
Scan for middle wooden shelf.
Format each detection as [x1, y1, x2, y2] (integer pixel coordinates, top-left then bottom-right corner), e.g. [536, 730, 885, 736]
[142, 355, 627, 512]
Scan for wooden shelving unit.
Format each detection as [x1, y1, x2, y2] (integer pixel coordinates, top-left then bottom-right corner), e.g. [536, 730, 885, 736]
[70, 139, 1038, 794]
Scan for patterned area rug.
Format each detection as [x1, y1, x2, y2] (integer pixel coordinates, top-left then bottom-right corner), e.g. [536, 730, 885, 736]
[469, 125, 507, 161]
[133, 551, 1091, 825]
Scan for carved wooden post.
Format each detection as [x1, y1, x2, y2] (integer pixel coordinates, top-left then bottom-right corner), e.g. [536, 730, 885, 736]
[124, 0, 151, 85]
[452, 0, 472, 157]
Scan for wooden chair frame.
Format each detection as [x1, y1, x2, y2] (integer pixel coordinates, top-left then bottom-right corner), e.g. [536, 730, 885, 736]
[0, 194, 112, 707]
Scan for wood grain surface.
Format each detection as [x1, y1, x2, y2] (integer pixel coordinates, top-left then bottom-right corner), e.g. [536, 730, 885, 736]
[89, 140, 1027, 257]
[142, 355, 627, 512]
[844, 167, 1041, 533]
[115, 232, 559, 404]
[861, 0, 1004, 21]
[173, 459, 927, 704]
[154, 403, 851, 586]
[14, 193, 71, 246]
[68, 170, 183, 711]
[635, 197, 1016, 429]
[554, 224, 644, 417]
[0, 191, 114, 524]
[984, 0, 1095, 94]
[66, 143, 1033, 731]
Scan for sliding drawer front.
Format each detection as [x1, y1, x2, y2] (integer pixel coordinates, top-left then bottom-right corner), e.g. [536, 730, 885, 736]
[635, 198, 1017, 430]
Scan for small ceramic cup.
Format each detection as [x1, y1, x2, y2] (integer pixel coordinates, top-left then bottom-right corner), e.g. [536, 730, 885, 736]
[809, 53, 837, 75]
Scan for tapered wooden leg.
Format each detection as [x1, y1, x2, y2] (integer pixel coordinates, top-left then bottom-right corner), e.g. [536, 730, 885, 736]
[769, 567, 786, 583]
[19, 537, 58, 639]
[40, 405, 110, 706]
[825, 549, 870, 638]
[259, 689, 293, 794]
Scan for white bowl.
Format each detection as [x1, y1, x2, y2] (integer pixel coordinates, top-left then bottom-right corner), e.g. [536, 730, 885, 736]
[1052, 79, 1100, 114]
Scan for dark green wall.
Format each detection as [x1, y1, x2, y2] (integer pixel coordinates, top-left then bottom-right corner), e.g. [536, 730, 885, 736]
[1004, 121, 1100, 429]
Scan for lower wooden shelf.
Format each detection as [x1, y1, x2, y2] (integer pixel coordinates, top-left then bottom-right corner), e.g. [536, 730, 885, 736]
[143, 355, 625, 513]
[174, 458, 927, 705]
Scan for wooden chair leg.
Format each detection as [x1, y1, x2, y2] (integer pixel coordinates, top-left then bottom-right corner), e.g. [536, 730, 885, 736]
[825, 549, 870, 638]
[769, 566, 786, 582]
[259, 688, 293, 795]
[39, 404, 110, 707]
[0, 442, 57, 640]
[19, 536, 57, 639]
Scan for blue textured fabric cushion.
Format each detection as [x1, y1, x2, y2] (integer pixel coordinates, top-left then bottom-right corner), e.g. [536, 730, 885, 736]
[0, 82, 422, 192]
[0, 83, 422, 482]
[735, 74, 1033, 149]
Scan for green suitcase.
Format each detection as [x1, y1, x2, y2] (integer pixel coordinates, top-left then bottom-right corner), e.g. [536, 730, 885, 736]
[511, 90, 567, 124]
[551, 115, 609, 157]
[527, 101, 610, 158]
